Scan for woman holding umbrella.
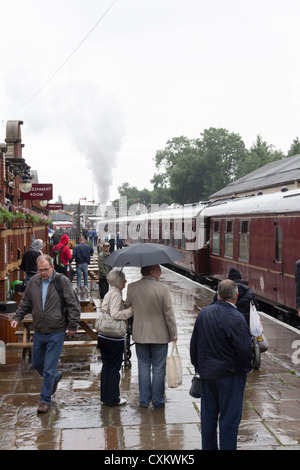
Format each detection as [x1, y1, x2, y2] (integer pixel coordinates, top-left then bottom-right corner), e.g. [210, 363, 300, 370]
[104, 243, 181, 408]
[98, 269, 133, 406]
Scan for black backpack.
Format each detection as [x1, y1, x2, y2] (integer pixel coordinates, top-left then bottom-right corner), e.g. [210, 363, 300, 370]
[52, 244, 66, 273]
[53, 273, 81, 321]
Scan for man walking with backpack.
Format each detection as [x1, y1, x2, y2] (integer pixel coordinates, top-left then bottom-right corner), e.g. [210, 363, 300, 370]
[51, 233, 72, 276]
[72, 236, 94, 287]
[11, 255, 81, 414]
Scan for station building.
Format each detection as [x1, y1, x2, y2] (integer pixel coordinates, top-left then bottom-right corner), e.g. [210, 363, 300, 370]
[0, 121, 49, 306]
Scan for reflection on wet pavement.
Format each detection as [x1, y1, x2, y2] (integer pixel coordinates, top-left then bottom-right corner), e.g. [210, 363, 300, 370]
[1, 266, 300, 450]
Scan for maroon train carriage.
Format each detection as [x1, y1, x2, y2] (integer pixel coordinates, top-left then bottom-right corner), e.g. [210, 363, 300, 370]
[120, 203, 209, 277]
[99, 189, 300, 321]
[204, 188, 300, 320]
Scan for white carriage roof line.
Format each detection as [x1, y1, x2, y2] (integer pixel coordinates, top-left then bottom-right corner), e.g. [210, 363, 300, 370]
[103, 203, 206, 224]
[204, 189, 300, 217]
[99, 188, 300, 227]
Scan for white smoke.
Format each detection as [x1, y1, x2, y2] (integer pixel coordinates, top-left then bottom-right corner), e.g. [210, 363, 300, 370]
[74, 94, 125, 203]
[17, 78, 125, 204]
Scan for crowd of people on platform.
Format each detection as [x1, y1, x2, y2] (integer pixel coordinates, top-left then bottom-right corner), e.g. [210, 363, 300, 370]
[12, 224, 258, 450]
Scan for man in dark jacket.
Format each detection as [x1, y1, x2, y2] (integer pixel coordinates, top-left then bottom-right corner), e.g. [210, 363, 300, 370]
[11, 255, 80, 414]
[211, 267, 258, 325]
[98, 243, 112, 299]
[19, 239, 44, 289]
[72, 237, 94, 287]
[190, 279, 253, 450]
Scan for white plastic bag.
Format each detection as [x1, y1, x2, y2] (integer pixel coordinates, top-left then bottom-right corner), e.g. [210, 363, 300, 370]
[249, 301, 263, 337]
[166, 342, 182, 388]
[255, 333, 269, 352]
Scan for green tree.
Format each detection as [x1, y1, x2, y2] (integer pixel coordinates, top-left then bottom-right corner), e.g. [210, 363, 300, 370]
[152, 128, 247, 203]
[196, 128, 247, 197]
[117, 182, 153, 208]
[117, 130, 294, 209]
[238, 135, 284, 177]
[287, 137, 300, 157]
[151, 136, 193, 190]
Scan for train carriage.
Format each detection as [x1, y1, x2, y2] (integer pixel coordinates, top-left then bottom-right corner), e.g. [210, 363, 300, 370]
[204, 188, 300, 317]
[97, 188, 300, 320]
[127, 203, 208, 276]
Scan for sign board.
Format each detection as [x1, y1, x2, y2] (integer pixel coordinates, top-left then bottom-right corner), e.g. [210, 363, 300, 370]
[20, 184, 53, 200]
[47, 204, 64, 210]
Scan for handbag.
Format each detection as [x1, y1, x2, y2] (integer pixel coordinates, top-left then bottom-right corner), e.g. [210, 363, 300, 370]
[189, 374, 201, 398]
[166, 342, 182, 388]
[95, 311, 127, 338]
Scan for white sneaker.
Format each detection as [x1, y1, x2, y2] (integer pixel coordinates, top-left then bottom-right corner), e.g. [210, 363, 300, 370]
[118, 398, 127, 405]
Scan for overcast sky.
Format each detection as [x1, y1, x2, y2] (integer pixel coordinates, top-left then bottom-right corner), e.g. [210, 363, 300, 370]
[1, 0, 300, 206]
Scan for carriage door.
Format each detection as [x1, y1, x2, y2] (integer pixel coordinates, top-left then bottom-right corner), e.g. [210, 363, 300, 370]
[274, 220, 285, 305]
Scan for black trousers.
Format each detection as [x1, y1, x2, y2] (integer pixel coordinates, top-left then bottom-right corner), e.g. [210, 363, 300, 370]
[98, 336, 124, 406]
[99, 278, 109, 299]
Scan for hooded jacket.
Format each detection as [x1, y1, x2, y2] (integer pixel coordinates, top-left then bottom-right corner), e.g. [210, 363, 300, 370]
[51, 234, 72, 266]
[20, 239, 43, 274]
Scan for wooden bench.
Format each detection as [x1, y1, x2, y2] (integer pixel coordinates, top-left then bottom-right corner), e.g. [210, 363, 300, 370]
[92, 298, 102, 309]
[6, 312, 100, 357]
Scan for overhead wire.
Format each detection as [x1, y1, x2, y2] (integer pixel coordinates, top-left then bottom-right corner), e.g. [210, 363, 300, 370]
[7, 0, 118, 119]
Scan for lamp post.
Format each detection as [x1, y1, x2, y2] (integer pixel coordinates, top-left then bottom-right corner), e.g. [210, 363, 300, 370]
[6, 157, 32, 193]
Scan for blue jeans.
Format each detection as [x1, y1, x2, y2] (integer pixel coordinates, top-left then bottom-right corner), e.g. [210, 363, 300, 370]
[200, 374, 247, 450]
[76, 263, 89, 286]
[32, 331, 65, 405]
[135, 343, 168, 408]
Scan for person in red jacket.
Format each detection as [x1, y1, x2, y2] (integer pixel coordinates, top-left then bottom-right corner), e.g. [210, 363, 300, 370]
[51, 234, 72, 276]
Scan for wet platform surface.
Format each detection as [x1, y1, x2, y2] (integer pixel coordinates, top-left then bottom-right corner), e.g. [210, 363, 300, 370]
[1, 266, 300, 451]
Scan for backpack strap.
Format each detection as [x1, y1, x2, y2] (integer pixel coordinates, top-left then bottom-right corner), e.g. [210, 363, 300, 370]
[57, 244, 66, 254]
[53, 274, 81, 316]
[53, 273, 66, 312]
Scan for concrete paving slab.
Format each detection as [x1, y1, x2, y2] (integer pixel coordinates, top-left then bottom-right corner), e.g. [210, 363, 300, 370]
[1, 265, 300, 452]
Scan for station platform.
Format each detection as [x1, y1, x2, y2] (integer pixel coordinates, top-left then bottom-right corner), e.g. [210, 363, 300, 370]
[0, 266, 300, 452]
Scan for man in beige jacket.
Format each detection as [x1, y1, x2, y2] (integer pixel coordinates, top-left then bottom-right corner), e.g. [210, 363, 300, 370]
[125, 264, 177, 408]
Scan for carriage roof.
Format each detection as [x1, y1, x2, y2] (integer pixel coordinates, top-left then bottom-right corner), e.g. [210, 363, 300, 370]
[204, 189, 300, 217]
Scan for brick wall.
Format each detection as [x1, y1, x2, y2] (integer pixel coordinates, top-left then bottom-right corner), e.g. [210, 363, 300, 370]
[0, 120, 51, 301]
[0, 223, 49, 301]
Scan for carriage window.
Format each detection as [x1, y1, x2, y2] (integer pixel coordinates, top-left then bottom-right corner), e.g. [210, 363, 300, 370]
[239, 220, 250, 262]
[174, 222, 180, 247]
[275, 227, 282, 262]
[224, 220, 233, 258]
[212, 220, 220, 255]
[181, 222, 186, 248]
